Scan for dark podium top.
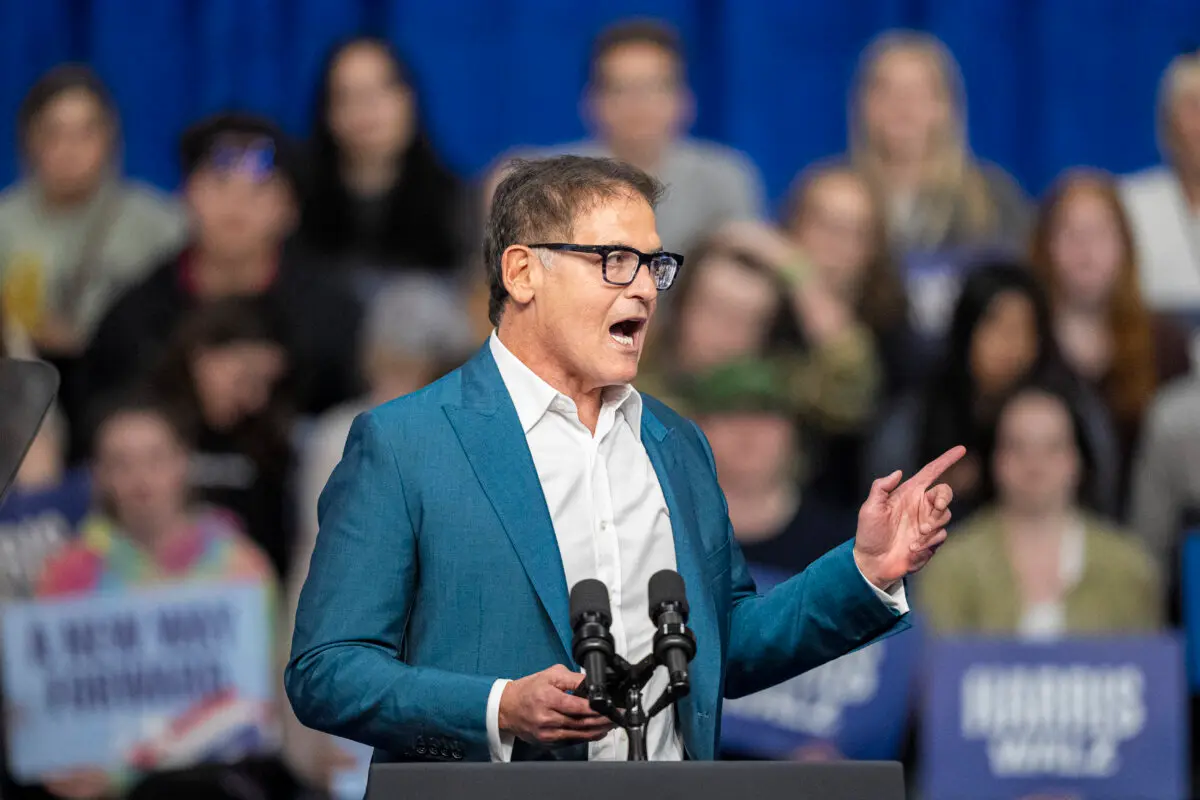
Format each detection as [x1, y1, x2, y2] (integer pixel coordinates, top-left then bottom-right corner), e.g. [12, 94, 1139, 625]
[366, 761, 905, 800]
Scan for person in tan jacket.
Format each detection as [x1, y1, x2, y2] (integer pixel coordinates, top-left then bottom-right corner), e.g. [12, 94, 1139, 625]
[917, 379, 1161, 637]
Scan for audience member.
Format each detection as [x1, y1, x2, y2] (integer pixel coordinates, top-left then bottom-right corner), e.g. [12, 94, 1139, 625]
[866, 262, 1119, 517]
[682, 358, 856, 574]
[1130, 376, 1200, 580]
[1121, 50, 1200, 316]
[150, 298, 295, 580]
[81, 113, 362, 427]
[642, 219, 880, 437]
[299, 37, 468, 287]
[850, 30, 1029, 257]
[32, 394, 282, 800]
[917, 380, 1161, 636]
[1030, 168, 1192, 503]
[283, 273, 472, 792]
[0, 65, 186, 358]
[783, 163, 917, 395]
[519, 19, 765, 253]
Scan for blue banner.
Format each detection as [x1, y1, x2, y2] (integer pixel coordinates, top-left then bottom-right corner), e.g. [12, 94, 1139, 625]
[921, 636, 1187, 800]
[1, 581, 277, 781]
[718, 563, 920, 760]
[0, 469, 90, 599]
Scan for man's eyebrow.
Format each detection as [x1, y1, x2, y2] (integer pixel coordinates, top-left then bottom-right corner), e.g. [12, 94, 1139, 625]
[599, 241, 664, 251]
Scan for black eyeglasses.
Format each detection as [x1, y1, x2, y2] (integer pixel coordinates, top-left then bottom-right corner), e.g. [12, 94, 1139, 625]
[527, 243, 683, 291]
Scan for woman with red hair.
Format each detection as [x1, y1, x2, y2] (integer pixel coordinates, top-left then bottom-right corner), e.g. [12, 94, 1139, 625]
[1030, 169, 1191, 509]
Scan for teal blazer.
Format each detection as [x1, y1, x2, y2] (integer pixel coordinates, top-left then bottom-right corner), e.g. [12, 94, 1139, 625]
[286, 344, 908, 762]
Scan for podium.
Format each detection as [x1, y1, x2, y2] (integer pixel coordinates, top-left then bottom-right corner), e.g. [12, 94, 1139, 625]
[365, 761, 906, 800]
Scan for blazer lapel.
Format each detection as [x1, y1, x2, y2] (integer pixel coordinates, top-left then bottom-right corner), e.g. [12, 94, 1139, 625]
[444, 347, 574, 660]
[641, 409, 718, 759]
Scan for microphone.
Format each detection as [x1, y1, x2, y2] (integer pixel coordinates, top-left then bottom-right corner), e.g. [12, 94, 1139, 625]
[648, 570, 697, 693]
[569, 579, 615, 702]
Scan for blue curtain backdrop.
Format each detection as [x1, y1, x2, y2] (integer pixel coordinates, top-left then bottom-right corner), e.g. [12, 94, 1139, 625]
[0, 0, 1198, 210]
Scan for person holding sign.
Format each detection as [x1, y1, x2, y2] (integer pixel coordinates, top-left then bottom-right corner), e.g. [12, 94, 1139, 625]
[23, 396, 281, 799]
[288, 155, 964, 764]
[917, 379, 1161, 637]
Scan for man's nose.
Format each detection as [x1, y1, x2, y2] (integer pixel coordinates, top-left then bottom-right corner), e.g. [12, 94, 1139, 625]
[627, 261, 660, 302]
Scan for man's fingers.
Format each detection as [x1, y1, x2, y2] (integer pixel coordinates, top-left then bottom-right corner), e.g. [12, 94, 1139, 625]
[910, 445, 967, 490]
[868, 470, 903, 500]
[543, 665, 585, 691]
[927, 483, 954, 512]
[546, 688, 597, 718]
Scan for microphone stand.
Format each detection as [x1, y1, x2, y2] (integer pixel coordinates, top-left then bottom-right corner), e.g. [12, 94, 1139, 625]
[587, 653, 690, 761]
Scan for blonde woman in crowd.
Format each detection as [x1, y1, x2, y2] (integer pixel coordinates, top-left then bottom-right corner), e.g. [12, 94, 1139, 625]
[850, 30, 1029, 256]
[1121, 50, 1200, 315]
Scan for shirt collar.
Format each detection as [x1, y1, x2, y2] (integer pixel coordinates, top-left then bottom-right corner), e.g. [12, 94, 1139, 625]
[488, 331, 643, 439]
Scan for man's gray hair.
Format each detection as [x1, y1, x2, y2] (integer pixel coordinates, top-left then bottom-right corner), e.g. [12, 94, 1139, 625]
[482, 155, 664, 326]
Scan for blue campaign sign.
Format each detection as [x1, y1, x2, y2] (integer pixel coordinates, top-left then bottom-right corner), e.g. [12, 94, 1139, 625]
[719, 562, 920, 760]
[922, 635, 1187, 800]
[1180, 532, 1200, 689]
[0, 469, 91, 598]
[1, 581, 277, 781]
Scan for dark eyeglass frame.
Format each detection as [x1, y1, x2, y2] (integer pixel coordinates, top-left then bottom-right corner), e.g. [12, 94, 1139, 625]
[527, 243, 684, 290]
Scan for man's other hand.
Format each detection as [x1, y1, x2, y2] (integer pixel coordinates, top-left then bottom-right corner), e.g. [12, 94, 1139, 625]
[497, 664, 616, 746]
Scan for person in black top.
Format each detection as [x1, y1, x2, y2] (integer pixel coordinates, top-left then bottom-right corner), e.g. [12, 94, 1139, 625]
[299, 36, 467, 288]
[80, 113, 363, 442]
[677, 358, 857, 576]
[149, 297, 295, 579]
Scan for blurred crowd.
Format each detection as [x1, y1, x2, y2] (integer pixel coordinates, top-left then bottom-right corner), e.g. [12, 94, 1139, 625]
[2, 17, 1200, 800]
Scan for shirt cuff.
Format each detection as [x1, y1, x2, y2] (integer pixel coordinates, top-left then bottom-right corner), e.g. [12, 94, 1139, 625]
[857, 564, 910, 615]
[486, 678, 516, 762]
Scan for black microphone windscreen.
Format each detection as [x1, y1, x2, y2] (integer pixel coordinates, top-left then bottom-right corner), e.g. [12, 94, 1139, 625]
[569, 579, 611, 628]
[648, 569, 688, 617]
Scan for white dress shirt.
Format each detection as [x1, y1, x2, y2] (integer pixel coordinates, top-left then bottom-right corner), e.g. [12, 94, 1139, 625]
[483, 332, 906, 762]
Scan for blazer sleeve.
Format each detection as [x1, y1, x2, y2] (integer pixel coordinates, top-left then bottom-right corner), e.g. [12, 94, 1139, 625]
[285, 411, 496, 759]
[688, 422, 908, 699]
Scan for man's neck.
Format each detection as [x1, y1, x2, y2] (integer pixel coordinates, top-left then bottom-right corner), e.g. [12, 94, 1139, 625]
[1178, 163, 1200, 212]
[190, 248, 277, 299]
[725, 482, 800, 543]
[37, 181, 103, 214]
[497, 323, 605, 433]
[878, 153, 927, 191]
[343, 154, 399, 198]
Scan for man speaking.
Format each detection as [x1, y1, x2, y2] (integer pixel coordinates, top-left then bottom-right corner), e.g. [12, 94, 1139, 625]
[286, 155, 963, 763]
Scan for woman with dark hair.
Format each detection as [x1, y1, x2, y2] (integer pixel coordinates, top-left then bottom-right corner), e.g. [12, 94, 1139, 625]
[149, 298, 295, 579]
[1030, 169, 1191, 504]
[916, 380, 1160, 636]
[866, 261, 1120, 517]
[0, 64, 185, 358]
[299, 37, 466, 284]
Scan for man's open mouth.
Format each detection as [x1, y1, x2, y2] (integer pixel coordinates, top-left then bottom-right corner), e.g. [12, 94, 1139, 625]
[609, 317, 646, 347]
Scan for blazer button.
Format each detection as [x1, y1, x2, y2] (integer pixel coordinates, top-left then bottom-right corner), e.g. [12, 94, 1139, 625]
[451, 750, 463, 760]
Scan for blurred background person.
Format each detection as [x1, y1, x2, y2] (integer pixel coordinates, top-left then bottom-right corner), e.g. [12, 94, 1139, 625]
[31, 394, 287, 800]
[916, 380, 1161, 636]
[866, 261, 1119, 518]
[851, 30, 1029, 257]
[0, 65, 186, 358]
[1030, 168, 1191, 508]
[642, 219, 880, 434]
[150, 298, 294, 582]
[1121, 50, 1200, 319]
[681, 358, 857, 575]
[299, 37, 468, 292]
[783, 163, 916, 396]
[518, 19, 765, 255]
[1130, 375, 1200, 614]
[0, 66, 187, 445]
[81, 113, 362, 433]
[282, 273, 472, 793]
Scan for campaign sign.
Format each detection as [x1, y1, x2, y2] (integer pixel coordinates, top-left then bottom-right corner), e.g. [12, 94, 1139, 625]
[719, 563, 919, 759]
[1181, 533, 1200, 689]
[922, 636, 1187, 800]
[1, 582, 276, 781]
[0, 469, 90, 599]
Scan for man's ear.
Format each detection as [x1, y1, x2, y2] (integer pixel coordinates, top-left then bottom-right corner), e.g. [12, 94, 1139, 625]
[502, 244, 540, 310]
